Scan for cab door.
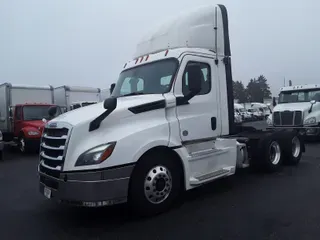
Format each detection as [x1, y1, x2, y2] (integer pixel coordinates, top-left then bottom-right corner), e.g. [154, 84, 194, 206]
[173, 54, 235, 182]
[174, 55, 220, 143]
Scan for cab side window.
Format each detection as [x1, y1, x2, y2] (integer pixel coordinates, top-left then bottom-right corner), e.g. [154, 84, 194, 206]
[182, 62, 211, 96]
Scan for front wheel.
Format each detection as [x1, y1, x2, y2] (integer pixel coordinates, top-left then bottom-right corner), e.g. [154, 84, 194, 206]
[128, 152, 182, 216]
[18, 135, 29, 154]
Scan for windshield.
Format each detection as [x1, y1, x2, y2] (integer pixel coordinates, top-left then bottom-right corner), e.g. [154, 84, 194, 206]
[279, 89, 320, 103]
[238, 108, 245, 112]
[112, 59, 178, 97]
[23, 105, 61, 121]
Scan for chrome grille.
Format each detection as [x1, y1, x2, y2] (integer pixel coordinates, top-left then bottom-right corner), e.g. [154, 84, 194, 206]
[39, 123, 72, 169]
[273, 111, 303, 126]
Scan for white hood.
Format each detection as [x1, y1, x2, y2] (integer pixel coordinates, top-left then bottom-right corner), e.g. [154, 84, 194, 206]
[51, 94, 165, 126]
[273, 102, 312, 112]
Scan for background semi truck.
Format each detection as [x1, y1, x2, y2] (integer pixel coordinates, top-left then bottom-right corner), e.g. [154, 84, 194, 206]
[0, 83, 61, 153]
[38, 4, 305, 216]
[267, 84, 320, 138]
[53, 85, 102, 112]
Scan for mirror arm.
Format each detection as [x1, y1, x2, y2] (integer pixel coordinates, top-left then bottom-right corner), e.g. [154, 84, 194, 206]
[176, 89, 200, 106]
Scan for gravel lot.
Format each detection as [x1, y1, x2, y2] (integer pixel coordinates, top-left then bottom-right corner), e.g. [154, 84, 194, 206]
[1, 122, 320, 240]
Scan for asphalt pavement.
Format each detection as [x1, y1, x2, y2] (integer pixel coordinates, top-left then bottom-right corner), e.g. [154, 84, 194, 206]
[1, 122, 320, 240]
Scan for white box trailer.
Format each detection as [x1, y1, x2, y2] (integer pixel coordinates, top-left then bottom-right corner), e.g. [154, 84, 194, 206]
[100, 88, 111, 101]
[0, 83, 57, 152]
[53, 86, 101, 111]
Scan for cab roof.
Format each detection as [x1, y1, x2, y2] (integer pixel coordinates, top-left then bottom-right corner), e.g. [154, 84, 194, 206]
[280, 84, 320, 92]
[132, 4, 229, 59]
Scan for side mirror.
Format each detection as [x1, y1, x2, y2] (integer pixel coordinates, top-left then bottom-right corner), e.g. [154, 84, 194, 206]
[110, 83, 116, 94]
[187, 65, 202, 95]
[309, 100, 317, 113]
[103, 97, 117, 110]
[272, 97, 277, 107]
[48, 106, 57, 117]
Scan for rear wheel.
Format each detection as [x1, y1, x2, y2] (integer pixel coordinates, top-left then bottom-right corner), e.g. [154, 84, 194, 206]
[252, 137, 283, 172]
[283, 135, 302, 165]
[128, 152, 182, 216]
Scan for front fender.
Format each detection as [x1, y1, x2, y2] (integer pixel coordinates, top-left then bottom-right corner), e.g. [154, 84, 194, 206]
[20, 127, 42, 139]
[303, 111, 320, 125]
[62, 108, 170, 171]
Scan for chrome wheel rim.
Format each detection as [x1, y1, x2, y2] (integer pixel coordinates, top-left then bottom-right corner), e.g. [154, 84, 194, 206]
[19, 138, 25, 153]
[269, 141, 281, 165]
[292, 136, 301, 158]
[144, 165, 172, 204]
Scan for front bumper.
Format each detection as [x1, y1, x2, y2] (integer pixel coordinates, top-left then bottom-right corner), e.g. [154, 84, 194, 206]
[38, 162, 135, 207]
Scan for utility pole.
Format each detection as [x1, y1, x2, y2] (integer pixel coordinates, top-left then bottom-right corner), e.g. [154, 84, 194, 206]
[283, 77, 286, 87]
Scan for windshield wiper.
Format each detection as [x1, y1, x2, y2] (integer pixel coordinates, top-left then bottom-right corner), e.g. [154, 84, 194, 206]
[121, 91, 147, 97]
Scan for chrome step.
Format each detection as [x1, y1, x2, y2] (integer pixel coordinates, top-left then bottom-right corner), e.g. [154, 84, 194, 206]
[190, 166, 235, 186]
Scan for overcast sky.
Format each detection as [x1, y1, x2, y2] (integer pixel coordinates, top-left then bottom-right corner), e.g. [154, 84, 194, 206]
[0, 0, 319, 96]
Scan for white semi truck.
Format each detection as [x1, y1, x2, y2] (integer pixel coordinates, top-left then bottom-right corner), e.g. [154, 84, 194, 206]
[38, 4, 305, 216]
[53, 85, 101, 112]
[267, 84, 320, 138]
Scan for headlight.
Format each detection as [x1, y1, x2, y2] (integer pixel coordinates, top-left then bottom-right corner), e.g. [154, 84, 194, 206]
[304, 117, 317, 125]
[75, 142, 116, 167]
[0, 131, 2, 141]
[28, 131, 40, 136]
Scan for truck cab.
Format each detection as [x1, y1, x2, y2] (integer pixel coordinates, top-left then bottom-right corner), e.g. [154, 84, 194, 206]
[38, 4, 305, 216]
[10, 103, 61, 152]
[267, 84, 320, 137]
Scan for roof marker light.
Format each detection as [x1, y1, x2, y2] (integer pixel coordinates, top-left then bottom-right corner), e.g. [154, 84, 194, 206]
[140, 56, 144, 63]
[145, 55, 149, 61]
[135, 59, 139, 64]
[165, 50, 169, 56]
[123, 63, 127, 68]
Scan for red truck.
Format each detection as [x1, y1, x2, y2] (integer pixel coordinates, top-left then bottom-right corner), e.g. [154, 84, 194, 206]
[0, 83, 61, 153]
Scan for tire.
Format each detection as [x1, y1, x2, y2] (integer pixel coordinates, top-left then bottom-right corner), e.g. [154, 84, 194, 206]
[18, 135, 29, 154]
[128, 151, 182, 217]
[253, 137, 283, 172]
[0, 151, 3, 161]
[282, 135, 302, 165]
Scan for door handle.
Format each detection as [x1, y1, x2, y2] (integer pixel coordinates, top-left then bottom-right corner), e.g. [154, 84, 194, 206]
[211, 117, 216, 130]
